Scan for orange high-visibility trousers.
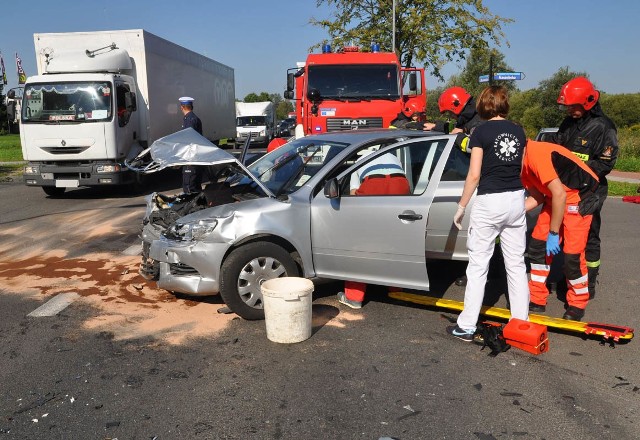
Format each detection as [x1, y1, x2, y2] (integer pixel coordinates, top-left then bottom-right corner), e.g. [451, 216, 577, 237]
[528, 203, 592, 309]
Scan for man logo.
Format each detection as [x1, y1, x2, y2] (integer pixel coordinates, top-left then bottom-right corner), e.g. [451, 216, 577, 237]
[343, 119, 367, 130]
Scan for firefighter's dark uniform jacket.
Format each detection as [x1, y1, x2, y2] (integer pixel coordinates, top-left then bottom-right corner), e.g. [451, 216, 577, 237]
[550, 104, 618, 185]
[429, 98, 483, 135]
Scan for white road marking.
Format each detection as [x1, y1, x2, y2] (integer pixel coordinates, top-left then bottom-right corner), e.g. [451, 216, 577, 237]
[122, 244, 142, 256]
[27, 292, 80, 317]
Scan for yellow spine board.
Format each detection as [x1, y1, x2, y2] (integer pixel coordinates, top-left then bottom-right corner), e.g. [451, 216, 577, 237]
[389, 291, 633, 341]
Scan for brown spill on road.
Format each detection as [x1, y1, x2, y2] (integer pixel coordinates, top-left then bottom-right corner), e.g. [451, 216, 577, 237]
[0, 203, 357, 345]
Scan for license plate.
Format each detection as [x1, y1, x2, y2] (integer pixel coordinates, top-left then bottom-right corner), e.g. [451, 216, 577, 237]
[56, 180, 79, 188]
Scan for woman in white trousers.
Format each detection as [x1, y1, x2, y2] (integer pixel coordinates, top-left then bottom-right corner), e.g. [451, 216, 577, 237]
[447, 85, 530, 341]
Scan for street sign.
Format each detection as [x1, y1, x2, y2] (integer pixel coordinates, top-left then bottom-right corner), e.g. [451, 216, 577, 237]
[478, 74, 489, 83]
[494, 72, 524, 81]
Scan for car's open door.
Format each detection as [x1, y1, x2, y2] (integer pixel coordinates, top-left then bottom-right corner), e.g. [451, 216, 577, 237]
[310, 135, 456, 290]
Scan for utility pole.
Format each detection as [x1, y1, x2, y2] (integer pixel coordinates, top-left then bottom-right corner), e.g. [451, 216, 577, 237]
[392, 0, 396, 54]
[489, 54, 494, 86]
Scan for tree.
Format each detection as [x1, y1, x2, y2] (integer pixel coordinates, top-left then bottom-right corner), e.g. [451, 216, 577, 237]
[276, 100, 294, 121]
[311, 0, 511, 80]
[243, 92, 272, 103]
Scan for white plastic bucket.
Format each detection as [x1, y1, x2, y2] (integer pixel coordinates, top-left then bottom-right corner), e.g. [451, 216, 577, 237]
[261, 277, 314, 343]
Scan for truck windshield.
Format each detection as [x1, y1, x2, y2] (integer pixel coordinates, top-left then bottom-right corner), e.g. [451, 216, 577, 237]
[237, 116, 266, 127]
[307, 64, 400, 99]
[21, 82, 113, 123]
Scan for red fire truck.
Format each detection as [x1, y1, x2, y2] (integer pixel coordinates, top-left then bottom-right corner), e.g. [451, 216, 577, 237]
[284, 44, 426, 137]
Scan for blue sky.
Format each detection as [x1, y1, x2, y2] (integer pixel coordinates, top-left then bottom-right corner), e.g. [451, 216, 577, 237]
[2, 0, 639, 99]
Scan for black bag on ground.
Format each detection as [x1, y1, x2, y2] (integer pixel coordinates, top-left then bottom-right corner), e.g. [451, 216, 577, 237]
[476, 322, 511, 357]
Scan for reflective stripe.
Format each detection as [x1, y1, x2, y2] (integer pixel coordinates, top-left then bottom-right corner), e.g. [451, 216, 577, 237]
[569, 274, 588, 285]
[586, 260, 601, 268]
[573, 286, 590, 295]
[573, 151, 589, 161]
[530, 263, 550, 271]
[531, 274, 547, 283]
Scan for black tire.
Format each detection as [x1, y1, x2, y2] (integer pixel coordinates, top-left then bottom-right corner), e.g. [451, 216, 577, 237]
[42, 186, 66, 197]
[219, 242, 299, 320]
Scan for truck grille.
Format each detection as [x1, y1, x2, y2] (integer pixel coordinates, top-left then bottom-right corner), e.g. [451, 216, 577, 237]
[326, 117, 384, 132]
[41, 146, 89, 155]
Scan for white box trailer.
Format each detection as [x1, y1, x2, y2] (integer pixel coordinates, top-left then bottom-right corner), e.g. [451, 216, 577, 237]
[21, 29, 235, 196]
[235, 101, 276, 145]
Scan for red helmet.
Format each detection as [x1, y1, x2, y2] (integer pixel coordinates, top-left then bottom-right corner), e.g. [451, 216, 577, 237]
[402, 101, 424, 117]
[557, 77, 599, 111]
[438, 87, 471, 115]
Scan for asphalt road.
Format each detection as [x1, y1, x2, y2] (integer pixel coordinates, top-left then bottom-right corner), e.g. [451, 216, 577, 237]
[0, 180, 639, 440]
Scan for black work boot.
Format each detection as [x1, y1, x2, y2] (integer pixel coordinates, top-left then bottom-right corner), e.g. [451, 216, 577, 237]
[455, 275, 467, 287]
[587, 266, 599, 300]
[562, 306, 585, 321]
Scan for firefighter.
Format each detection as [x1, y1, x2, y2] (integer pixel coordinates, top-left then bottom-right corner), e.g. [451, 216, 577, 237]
[389, 102, 425, 129]
[423, 86, 483, 150]
[548, 77, 618, 299]
[522, 140, 600, 321]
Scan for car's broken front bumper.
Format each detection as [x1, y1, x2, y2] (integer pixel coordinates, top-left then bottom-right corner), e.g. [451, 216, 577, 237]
[146, 238, 229, 296]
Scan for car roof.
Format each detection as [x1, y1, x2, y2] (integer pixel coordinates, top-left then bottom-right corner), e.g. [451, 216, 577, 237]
[295, 128, 450, 144]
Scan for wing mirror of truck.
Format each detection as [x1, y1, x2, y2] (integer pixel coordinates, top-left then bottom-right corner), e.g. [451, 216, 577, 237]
[286, 72, 295, 92]
[284, 90, 294, 100]
[125, 92, 137, 111]
[323, 178, 340, 199]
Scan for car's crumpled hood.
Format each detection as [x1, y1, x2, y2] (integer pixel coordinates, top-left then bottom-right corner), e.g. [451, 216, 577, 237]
[126, 128, 238, 172]
[126, 128, 274, 197]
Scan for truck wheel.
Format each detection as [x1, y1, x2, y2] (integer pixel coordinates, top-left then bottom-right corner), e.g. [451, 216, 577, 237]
[42, 186, 66, 197]
[219, 242, 299, 320]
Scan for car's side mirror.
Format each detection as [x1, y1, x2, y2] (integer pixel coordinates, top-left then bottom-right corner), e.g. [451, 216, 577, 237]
[323, 178, 340, 199]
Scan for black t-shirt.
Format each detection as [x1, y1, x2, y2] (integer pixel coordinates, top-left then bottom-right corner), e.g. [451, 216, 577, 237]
[468, 119, 525, 195]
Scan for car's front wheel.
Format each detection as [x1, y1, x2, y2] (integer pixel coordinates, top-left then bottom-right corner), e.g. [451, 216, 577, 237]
[219, 242, 300, 320]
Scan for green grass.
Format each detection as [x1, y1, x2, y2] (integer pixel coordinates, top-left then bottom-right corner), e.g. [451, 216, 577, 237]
[615, 156, 640, 171]
[0, 134, 23, 162]
[607, 181, 640, 197]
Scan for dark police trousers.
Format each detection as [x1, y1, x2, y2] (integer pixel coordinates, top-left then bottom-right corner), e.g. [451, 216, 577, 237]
[182, 165, 202, 194]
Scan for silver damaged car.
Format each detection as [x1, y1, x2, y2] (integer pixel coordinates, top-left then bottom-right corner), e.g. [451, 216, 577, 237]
[137, 128, 473, 319]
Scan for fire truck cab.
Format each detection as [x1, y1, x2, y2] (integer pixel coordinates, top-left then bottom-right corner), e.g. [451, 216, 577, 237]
[284, 44, 426, 137]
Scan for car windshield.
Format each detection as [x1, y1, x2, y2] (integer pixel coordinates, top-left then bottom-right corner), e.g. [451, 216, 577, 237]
[247, 137, 349, 196]
[307, 64, 400, 99]
[21, 81, 113, 123]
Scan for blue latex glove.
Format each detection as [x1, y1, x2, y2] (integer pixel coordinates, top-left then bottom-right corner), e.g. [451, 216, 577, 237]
[546, 232, 561, 256]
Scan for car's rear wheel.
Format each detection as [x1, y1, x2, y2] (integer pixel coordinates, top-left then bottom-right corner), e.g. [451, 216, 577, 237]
[42, 186, 66, 197]
[219, 242, 299, 320]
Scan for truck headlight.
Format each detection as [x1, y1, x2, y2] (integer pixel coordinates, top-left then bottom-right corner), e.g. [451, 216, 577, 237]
[260, 129, 266, 137]
[96, 164, 121, 173]
[164, 219, 218, 242]
[24, 165, 40, 174]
